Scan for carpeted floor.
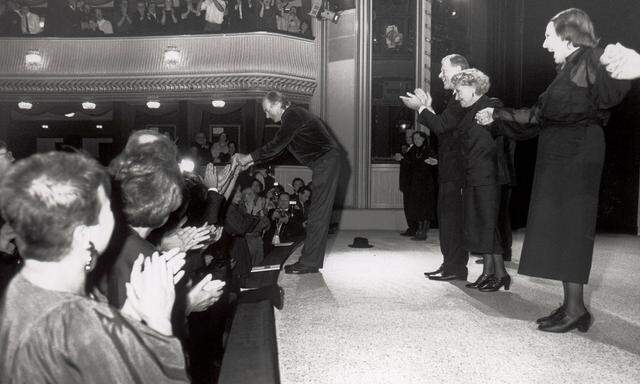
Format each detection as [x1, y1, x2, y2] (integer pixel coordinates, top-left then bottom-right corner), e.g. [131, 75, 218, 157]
[275, 230, 640, 384]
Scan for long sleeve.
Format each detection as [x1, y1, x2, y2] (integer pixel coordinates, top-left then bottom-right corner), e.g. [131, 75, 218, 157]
[491, 104, 542, 141]
[10, 300, 189, 384]
[417, 101, 465, 135]
[250, 110, 302, 163]
[203, 190, 225, 225]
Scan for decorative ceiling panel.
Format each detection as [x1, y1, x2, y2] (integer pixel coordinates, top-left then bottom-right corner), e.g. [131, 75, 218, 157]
[0, 33, 318, 101]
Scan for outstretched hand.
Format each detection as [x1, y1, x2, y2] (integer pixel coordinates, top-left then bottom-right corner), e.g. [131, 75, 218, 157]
[475, 107, 495, 126]
[601, 43, 640, 80]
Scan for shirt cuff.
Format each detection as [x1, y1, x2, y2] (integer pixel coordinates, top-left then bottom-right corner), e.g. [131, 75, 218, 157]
[208, 188, 219, 193]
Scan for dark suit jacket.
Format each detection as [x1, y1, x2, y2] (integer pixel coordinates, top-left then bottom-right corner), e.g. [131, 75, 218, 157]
[417, 96, 466, 183]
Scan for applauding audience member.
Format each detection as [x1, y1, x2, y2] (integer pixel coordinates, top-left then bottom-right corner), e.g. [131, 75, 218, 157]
[0, 151, 189, 383]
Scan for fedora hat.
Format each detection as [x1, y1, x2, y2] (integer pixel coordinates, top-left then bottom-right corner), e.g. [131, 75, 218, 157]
[348, 237, 374, 248]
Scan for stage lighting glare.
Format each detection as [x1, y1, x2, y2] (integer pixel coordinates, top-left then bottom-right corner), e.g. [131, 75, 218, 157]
[163, 46, 181, 66]
[211, 100, 226, 108]
[82, 101, 96, 110]
[146, 100, 161, 109]
[179, 158, 195, 173]
[18, 101, 33, 110]
[65, 112, 76, 118]
[25, 50, 42, 68]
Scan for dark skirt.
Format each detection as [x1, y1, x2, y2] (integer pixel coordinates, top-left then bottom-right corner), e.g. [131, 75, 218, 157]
[518, 124, 604, 284]
[463, 184, 502, 254]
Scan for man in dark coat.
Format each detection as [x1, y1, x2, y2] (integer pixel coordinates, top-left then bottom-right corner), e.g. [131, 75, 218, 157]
[235, 91, 343, 274]
[400, 54, 470, 281]
[396, 128, 417, 236]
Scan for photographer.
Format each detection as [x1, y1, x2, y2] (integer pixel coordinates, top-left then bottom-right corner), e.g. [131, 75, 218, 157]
[263, 192, 304, 253]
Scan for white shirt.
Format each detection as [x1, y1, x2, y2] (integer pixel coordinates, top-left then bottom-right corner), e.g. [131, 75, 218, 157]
[97, 19, 114, 34]
[201, 0, 226, 25]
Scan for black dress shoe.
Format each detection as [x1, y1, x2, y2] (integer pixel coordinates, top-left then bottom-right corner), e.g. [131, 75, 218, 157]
[478, 274, 511, 291]
[400, 228, 416, 236]
[536, 305, 566, 324]
[465, 273, 493, 288]
[428, 271, 467, 281]
[538, 311, 592, 333]
[284, 263, 319, 274]
[423, 267, 443, 277]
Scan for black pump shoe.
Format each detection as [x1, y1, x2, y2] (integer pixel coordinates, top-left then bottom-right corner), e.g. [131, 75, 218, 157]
[478, 274, 511, 292]
[536, 305, 566, 324]
[465, 273, 493, 289]
[537, 311, 592, 333]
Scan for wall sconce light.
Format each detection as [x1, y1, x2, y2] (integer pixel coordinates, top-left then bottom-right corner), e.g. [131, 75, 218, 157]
[211, 100, 226, 108]
[25, 50, 42, 68]
[64, 112, 76, 118]
[146, 100, 161, 109]
[41, 124, 49, 129]
[82, 101, 96, 110]
[18, 101, 33, 110]
[96, 124, 103, 129]
[163, 46, 181, 66]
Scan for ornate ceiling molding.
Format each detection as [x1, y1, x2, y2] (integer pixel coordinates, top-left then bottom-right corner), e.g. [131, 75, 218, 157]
[0, 33, 318, 102]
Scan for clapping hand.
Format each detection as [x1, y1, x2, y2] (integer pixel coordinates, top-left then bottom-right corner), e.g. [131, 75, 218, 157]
[475, 107, 495, 126]
[399, 92, 424, 111]
[601, 43, 640, 80]
[425, 157, 438, 166]
[186, 274, 226, 314]
[123, 253, 177, 336]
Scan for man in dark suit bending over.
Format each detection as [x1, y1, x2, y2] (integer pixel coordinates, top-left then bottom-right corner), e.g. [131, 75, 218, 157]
[235, 91, 343, 274]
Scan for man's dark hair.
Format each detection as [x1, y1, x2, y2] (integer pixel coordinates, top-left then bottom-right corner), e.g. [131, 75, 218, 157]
[110, 152, 183, 229]
[0, 152, 110, 261]
[444, 54, 470, 70]
[292, 177, 304, 187]
[264, 91, 292, 108]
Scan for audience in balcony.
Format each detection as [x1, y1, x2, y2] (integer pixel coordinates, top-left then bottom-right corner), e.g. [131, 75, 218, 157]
[201, 0, 226, 33]
[0, 0, 315, 38]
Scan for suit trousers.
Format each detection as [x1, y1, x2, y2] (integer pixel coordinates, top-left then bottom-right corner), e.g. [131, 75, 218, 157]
[299, 148, 342, 269]
[438, 180, 469, 275]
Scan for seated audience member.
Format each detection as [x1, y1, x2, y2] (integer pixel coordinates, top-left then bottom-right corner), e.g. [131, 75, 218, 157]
[160, 0, 180, 33]
[0, 142, 18, 290]
[241, 186, 270, 264]
[275, 0, 287, 31]
[190, 132, 213, 167]
[95, 8, 114, 34]
[228, 140, 238, 159]
[56, 0, 81, 36]
[20, 4, 42, 35]
[299, 19, 312, 38]
[224, 186, 260, 281]
[201, 0, 226, 33]
[295, 186, 311, 224]
[284, 6, 301, 33]
[290, 176, 305, 200]
[115, 0, 133, 34]
[132, 0, 148, 34]
[146, 2, 162, 34]
[257, 0, 277, 31]
[0, 1, 21, 36]
[211, 132, 230, 163]
[180, 0, 203, 33]
[0, 151, 189, 383]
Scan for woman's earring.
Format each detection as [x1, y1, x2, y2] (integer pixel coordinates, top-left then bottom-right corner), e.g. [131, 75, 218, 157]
[84, 241, 99, 272]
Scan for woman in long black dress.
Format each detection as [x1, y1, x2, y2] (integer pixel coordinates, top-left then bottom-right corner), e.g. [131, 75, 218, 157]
[404, 130, 437, 240]
[476, 8, 630, 333]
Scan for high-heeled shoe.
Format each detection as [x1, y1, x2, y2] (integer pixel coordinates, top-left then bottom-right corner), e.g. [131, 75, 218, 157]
[478, 274, 511, 292]
[537, 311, 592, 333]
[536, 305, 565, 324]
[465, 273, 493, 289]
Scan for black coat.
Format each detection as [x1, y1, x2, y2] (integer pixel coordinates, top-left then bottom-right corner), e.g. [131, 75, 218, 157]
[403, 141, 437, 222]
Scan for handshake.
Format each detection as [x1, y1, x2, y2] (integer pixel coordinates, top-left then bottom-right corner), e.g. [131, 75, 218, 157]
[231, 153, 254, 170]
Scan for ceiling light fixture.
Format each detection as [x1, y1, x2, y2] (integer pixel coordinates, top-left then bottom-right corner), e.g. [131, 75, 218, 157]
[65, 112, 76, 118]
[211, 100, 226, 108]
[82, 101, 96, 110]
[146, 100, 161, 109]
[25, 49, 42, 68]
[163, 46, 181, 66]
[18, 101, 33, 110]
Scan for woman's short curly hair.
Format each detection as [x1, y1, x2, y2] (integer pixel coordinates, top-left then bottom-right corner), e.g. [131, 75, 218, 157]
[451, 68, 491, 96]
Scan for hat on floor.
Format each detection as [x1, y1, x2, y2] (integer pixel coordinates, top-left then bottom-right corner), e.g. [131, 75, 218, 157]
[348, 237, 374, 248]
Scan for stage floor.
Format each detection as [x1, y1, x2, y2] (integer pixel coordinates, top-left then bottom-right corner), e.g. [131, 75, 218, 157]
[275, 230, 640, 384]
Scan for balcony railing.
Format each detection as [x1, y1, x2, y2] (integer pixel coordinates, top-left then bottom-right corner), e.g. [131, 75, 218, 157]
[0, 32, 318, 102]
